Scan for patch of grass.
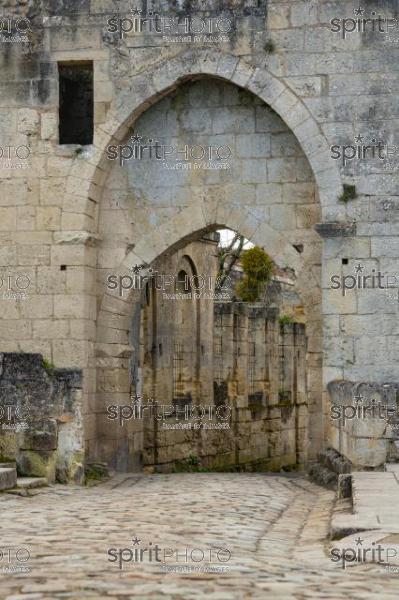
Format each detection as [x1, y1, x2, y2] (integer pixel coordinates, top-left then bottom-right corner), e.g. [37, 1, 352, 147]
[84, 463, 109, 485]
[338, 184, 357, 203]
[264, 39, 276, 54]
[42, 358, 55, 373]
[172, 455, 211, 473]
[278, 315, 293, 326]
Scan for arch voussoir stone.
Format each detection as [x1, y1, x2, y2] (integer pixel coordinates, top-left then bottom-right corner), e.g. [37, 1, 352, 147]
[216, 53, 240, 79]
[230, 59, 257, 89]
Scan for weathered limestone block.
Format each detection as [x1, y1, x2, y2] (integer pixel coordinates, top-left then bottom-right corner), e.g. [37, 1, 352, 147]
[0, 467, 17, 491]
[19, 418, 58, 451]
[0, 353, 83, 483]
[327, 380, 399, 468]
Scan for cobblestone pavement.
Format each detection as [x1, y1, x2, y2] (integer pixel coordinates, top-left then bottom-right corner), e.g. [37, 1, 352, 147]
[0, 473, 398, 599]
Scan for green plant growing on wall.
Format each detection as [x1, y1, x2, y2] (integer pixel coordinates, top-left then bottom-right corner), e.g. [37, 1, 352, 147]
[236, 246, 273, 302]
[278, 315, 293, 326]
[264, 39, 276, 54]
[42, 358, 55, 373]
[338, 184, 357, 203]
[85, 463, 109, 485]
[172, 455, 211, 473]
[278, 388, 291, 404]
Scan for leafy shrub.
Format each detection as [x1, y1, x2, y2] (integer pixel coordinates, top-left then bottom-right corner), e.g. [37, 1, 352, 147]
[236, 247, 273, 302]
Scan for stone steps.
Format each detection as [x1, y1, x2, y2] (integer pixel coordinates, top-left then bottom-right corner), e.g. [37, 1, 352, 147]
[0, 467, 17, 491]
[330, 470, 399, 539]
[0, 462, 48, 493]
[5, 477, 49, 496]
[307, 448, 352, 490]
[17, 477, 48, 489]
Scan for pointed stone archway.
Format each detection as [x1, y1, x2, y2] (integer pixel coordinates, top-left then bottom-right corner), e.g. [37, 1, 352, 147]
[62, 50, 341, 469]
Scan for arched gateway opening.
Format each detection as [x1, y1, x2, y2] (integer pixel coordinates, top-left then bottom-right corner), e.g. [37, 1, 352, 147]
[134, 227, 310, 473]
[94, 75, 324, 473]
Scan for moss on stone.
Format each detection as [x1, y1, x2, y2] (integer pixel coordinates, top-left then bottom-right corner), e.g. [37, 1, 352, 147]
[338, 184, 357, 203]
[18, 450, 57, 481]
[84, 462, 109, 485]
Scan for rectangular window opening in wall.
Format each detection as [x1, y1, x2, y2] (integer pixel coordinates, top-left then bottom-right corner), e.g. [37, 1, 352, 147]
[58, 62, 93, 145]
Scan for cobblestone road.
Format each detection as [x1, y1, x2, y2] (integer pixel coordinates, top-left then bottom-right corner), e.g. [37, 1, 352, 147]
[0, 473, 397, 599]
